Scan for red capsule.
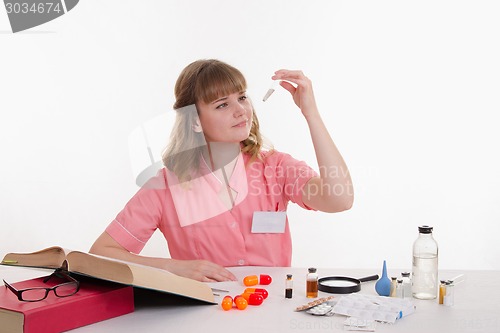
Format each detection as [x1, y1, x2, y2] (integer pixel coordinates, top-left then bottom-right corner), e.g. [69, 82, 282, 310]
[244, 288, 269, 299]
[243, 274, 272, 286]
[241, 292, 264, 306]
[259, 274, 272, 285]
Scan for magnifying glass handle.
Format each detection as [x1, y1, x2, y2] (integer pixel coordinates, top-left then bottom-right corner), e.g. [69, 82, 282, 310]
[359, 275, 379, 282]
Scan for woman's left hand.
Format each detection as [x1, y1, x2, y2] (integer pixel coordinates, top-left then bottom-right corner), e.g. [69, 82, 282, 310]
[272, 69, 319, 118]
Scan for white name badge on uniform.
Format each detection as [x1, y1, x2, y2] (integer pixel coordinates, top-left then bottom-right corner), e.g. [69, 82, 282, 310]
[251, 211, 287, 234]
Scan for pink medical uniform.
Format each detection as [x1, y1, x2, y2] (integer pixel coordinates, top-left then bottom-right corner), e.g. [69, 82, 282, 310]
[105, 150, 318, 267]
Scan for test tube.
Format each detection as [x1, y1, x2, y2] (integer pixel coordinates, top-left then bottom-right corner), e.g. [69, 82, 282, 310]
[262, 80, 279, 102]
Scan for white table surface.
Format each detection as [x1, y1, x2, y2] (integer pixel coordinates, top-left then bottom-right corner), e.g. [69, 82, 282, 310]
[1, 265, 499, 333]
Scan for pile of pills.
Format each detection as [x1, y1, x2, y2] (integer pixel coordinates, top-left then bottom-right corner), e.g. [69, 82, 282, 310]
[221, 295, 249, 310]
[221, 274, 272, 311]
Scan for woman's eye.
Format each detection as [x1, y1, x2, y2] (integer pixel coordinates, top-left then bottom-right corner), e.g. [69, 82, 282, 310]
[239, 95, 247, 101]
[216, 103, 228, 109]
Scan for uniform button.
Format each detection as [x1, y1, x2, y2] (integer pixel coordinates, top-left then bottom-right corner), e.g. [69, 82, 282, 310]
[238, 259, 245, 266]
[230, 221, 237, 228]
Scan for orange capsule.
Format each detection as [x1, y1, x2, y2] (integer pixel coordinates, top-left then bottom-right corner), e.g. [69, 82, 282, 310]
[241, 292, 251, 301]
[234, 295, 248, 310]
[244, 288, 269, 299]
[243, 274, 272, 286]
[241, 292, 264, 306]
[243, 275, 259, 286]
[221, 296, 233, 311]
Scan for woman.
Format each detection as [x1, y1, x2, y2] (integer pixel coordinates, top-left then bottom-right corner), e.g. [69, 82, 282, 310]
[90, 59, 353, 282]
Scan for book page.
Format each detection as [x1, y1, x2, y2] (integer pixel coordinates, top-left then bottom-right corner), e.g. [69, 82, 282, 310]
[0, 309, 23, 333]
[1, 246, 69, 269]
[66, 251, 215, 304]
[128, 265, 215, 303]
[66, 251, 135, 284]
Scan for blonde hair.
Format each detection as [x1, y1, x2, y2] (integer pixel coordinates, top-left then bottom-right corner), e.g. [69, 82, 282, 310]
[162, 59, 263, 182]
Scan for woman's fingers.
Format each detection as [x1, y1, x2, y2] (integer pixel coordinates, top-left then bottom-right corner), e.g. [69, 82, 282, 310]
[279, 80, 296, 95]
[272, 69, 317, 113]
[188, 260, 237, 282]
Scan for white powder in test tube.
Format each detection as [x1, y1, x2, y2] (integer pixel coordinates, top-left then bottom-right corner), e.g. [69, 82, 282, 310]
[262, 80, 279, 102]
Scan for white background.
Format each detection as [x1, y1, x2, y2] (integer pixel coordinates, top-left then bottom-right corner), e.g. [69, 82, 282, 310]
[1, 0, 499, 272]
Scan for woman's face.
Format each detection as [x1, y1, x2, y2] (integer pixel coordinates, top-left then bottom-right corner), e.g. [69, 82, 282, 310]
[196, 91, 253, 143]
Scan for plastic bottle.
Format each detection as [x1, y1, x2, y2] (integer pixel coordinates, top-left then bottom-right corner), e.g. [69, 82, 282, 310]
[306, 268, 318, 298]
[375, 260, 391, 296]
[412, 225, 438, 299]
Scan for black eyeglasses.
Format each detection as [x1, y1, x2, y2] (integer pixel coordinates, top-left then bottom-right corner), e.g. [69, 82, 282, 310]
[3, 269, 80, 302]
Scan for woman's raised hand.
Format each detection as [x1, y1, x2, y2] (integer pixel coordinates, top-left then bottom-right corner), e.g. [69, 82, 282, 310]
[272, 69, 319, 118]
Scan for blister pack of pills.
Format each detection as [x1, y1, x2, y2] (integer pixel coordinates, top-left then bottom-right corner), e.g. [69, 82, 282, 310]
[331, 294, 415, 324]
[306, 301, 336, 316]
[295, 296, 335, 312]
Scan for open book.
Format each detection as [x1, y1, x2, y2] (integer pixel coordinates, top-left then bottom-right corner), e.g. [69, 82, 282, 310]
[1, 246, 215, 304]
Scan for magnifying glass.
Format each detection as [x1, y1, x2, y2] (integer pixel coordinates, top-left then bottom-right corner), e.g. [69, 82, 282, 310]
[318, 275, 379, 294]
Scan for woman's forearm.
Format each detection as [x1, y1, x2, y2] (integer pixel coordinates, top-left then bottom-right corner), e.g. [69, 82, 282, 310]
[303, 108, 354, 212]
